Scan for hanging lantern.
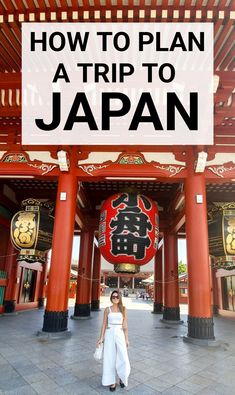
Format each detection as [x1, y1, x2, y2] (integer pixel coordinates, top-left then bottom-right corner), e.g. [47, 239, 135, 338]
[208, 203, 235, 269]
[11, 199, 54, 263]
[98, 193, 159, 273]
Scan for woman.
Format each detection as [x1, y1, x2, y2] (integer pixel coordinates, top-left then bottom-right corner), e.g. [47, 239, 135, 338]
[96, 290, 131, 392]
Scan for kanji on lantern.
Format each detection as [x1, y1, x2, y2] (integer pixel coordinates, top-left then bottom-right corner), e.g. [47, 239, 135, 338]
[98, 192, 159, 266]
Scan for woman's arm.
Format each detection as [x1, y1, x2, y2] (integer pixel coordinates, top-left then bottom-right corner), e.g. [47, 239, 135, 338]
[96, 307, 108, 347]
[122, 307, 129, 347]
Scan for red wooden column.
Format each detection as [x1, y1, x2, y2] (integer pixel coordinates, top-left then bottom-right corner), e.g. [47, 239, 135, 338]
[162, 232, 181, 322]
[3, 241, 18, 313]
[152, 248, 163, 314]
[185, 157, 214, 340]
[38, 254, 49, 309]
[42, 166, 77, 333]
[211, 258, 219, 315]
[73, 229, 94, 317]
[91, 244, 101, 311]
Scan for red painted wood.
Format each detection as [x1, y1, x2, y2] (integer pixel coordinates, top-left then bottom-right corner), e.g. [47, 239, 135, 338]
[185, 154, 212, 318]
[46, 160, 77, 312]
[163, 232, 179, 309]
[91, 244, 101, 303]
[4, 240, 18, 301]
[75, 229, 94, 305]
[154, 249, 163, 306]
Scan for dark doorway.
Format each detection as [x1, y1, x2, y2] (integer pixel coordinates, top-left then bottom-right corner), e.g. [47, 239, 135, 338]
[20, 268, 36, 303]
[222, 276, 235, 312]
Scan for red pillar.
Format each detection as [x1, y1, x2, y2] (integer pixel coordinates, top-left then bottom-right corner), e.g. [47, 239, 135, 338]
[152, 248, 163, 313]
[42, 169, 77, 332]
[163, 232, 181, 321]
[38, 255, 49, 309]
[185, 157, 214, 340]
[3, 241, 18, 313]
[211, 257, 219, 315]
[91, 245, 101, 311]
[73, 229, 94, 317]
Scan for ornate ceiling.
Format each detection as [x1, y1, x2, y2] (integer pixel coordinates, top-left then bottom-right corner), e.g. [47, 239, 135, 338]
[1, 178, 235, 211]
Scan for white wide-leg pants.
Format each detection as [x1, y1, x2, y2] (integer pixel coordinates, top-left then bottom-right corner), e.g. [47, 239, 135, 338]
[102, 327, 131, 387]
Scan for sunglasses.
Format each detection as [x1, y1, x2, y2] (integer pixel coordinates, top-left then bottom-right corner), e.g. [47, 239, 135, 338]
[112, 295, 119, 299]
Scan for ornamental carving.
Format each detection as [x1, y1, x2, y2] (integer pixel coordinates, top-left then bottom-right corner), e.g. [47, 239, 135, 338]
[153, 164, 185, 177]
[78, 164, 109, 176]
[118, 154, 145, 165]
[2, 153, 28, 162]
[27, 163, 57, 175]
[208, 164, 235, 178]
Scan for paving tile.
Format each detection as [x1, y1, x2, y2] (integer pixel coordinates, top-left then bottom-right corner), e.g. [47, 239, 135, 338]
[196, 389, 218, 395]
[145, 377, 174, 392]
[73, 368, 99, 380]
[14, 365, 42, 377]
[53, 373, 78, 386]
[30, 377, 61, 393]
[0, 297, 235, 395]
[157, 372, 189, 385]
[23, 372, 50, 384]
[0, 377, 27, 391]
[176, 374, 216, 395]
[205, 382, 235, 394]
[126, 383, 161, 394]
[162, 386, 194, 395]
[3, 385, 38, 394]
[176, 380, 206, 394]
[130, 371, 155, 383]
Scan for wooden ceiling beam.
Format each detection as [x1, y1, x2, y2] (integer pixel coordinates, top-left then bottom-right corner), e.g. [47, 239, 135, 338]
[0, 107, 21, 117]
[0, 127, 20, 134]
[214, 136, 235, 145]
[207, 146, 235, 154]
[228, 57, 235, 71]
[0, 43, 20, 71]
[7, 22, 21, 43]
[216, 27, 235, 70]
[0, 5, 234, 21]
[216, 71, 235, 83]
[215, 89, 233, 104]
[0, 143, 234, 154]
[0, 30, 21, 67]
[1, 24, 21, 54]
[215, 129, 235, 137]
[206, 191, 235, 202]
[168, 208, 185, 234]
[219, 45, 235, 71]
[0, 72, 20, 88]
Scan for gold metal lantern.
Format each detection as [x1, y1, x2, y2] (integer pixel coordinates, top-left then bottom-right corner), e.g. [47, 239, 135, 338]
[208, 203, 235, 269]
[11, 199, 54, 263]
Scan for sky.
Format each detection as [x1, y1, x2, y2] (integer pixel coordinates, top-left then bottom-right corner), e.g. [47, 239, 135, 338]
[178, 239, 187, 264]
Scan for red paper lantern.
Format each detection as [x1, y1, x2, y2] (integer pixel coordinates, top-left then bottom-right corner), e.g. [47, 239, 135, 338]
[98, 193, 159, 272]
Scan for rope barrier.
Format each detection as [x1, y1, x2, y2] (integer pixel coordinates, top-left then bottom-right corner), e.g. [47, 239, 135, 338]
[1, 254, 234, 284]
[75, 272, 181, 284]
[0, 253, 17, 259]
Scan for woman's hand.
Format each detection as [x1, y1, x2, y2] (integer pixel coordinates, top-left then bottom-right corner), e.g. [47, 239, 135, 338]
[96, 339, 103, 348]
[126, 339, 129, 348]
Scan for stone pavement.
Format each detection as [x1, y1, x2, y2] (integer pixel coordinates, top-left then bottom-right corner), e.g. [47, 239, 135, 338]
[0, 296, 235, 395]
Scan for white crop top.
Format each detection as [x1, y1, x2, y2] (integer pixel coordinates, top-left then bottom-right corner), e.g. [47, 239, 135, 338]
[108, 306, 123, 325]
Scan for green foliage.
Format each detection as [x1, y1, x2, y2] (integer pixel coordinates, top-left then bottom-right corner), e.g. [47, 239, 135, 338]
[178, 261, 187, 274]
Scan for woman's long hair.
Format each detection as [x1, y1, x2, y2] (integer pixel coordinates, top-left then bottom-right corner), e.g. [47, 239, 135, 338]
[110, 290, 125, 315]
